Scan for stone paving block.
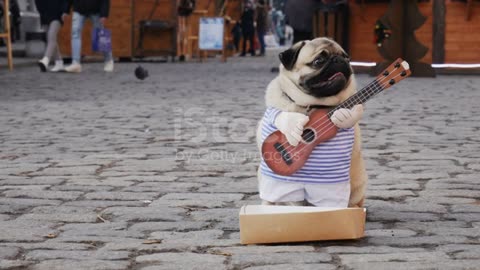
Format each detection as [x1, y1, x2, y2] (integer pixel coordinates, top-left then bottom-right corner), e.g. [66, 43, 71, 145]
[3, 190, 83, 200]
[3, 241, 93, 251]
[348, 260, 480, 270]
[50, 185, 115, 192]
[190, 208, 239, 230]
[136, 252, 226, 270]
[17, 206, 97, 223]
[210, 246, 315, 254]
[128, 182, 205, 193]
[367, 210, 440, 222]
[114, 159, 177, 172]
[100, 206, 185, 222]
[338, 251, 449, 265]
[63, 200, 146, 208]
[0, 260, 34, 269]
[231, 252, 332, 269]
[31, 166, 99, 176]
[324, 246, 426, 254]
[366, 190, 416, 200]
[60, 222, 144, 238]
[84, 191, 159, 201]
[0, 246, 20, 259]
[0, 177, 65, 186]
[0, 185, 51, 191]
[365, 229, 417, 237]
[30, 259, 131, 270]
[153, 193, 244, 208]
[366, 199, 447, 213]
[129, 221, 208, 233]
[0, 198, 62, 207]
[25, 250, 131, 261]
[444, 213, 480, 222]
[366, 235, 472, 246]
[242, 264, 336, 270]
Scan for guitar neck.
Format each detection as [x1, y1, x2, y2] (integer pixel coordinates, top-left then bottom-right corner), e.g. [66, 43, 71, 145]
[327, 58, 411, 116]
[328, 79, 384, 115]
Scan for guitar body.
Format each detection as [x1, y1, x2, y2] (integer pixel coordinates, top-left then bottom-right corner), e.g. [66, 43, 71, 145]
[261, 109, 338, 176]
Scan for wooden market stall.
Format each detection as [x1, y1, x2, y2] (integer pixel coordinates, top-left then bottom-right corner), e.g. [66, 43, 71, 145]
[59, 0, 180, 60]
[56, 0, 480, 64]
[347, 0, 480, 64]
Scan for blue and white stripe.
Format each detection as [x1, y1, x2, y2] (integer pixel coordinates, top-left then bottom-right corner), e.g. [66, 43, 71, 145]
[260, 107, 354, 184]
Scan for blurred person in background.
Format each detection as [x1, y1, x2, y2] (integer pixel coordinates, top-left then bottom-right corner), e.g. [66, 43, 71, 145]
[255, 0, 268, 56]
[240, 0, 255, 56]
[63, 0, 113, 73]
[35, 0, 67, 72]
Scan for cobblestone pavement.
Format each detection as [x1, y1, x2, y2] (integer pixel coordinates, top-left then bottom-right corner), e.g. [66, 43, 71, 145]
[0, 53, 479, 270]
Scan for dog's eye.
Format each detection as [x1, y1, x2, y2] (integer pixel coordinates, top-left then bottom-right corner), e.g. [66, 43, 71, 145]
[312, 57, 326, 67]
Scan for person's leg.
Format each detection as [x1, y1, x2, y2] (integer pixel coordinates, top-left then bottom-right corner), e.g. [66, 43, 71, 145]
[248, 32, 255, 56]
[44, 20, 61, 60]
[51, 20, 65, 72]
[257, 30, 266, 55]
[39, 20, 63, 72]
[71, 12, 85, 64]
[38, 23, 50, 71]
[241, 32, 247, 56]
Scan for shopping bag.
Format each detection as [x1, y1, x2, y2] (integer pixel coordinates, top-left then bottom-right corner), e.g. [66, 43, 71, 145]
[92, 28, 112, 53]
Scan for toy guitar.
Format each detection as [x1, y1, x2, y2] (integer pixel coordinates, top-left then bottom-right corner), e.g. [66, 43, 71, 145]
[262, 58, 411, 176]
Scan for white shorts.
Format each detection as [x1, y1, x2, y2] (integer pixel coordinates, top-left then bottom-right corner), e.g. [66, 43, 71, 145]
[259, 174, 351, 207]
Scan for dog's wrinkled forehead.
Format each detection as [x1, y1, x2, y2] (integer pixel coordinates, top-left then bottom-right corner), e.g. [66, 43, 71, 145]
[298, 38, 346, 64]
[279, 37, 347, 71]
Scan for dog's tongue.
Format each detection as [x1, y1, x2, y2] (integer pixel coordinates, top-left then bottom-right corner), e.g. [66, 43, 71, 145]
[328, 72, 344, 81]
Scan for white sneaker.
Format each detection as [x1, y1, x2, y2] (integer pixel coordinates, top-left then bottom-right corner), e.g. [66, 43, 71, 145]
[104, 60, 114, 72]
[38, 57, 49, 72]
[65, 63, 82, 73]
[50, 60, 65, 72]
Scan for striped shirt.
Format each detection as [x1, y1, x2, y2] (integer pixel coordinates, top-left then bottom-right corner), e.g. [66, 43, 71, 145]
[260, 107, 354, 184]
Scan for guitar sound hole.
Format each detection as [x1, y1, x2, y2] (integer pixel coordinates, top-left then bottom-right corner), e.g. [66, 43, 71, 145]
[302, 128, 315, 143]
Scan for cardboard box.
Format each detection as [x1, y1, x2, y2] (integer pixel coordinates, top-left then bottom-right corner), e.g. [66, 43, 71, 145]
[239, 205, 366, 244]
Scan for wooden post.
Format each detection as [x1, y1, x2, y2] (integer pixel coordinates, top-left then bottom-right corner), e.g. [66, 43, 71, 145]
[432, 0, 445, 64]
[1, 0, 13, 70]
[373, 0, 435, 77]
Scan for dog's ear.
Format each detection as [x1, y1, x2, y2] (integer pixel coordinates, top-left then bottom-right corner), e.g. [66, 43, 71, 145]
[279, 41, 305, 71]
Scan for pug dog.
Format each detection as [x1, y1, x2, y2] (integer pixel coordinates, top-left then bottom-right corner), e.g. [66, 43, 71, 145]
[256, 37, 367, 208]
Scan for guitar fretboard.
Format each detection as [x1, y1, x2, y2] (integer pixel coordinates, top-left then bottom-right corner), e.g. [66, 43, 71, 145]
[327, 79, 384, 117]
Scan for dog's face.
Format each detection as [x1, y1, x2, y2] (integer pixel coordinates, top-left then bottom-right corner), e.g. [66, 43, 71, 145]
[279, 38, 353, 99]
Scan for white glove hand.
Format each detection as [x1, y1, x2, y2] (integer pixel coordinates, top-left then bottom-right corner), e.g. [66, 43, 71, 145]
[330, 104, 364, 129]
[274, 112, 309, 146]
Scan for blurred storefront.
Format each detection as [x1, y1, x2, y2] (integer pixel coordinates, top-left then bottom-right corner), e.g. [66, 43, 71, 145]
[16, 0, 479, 64]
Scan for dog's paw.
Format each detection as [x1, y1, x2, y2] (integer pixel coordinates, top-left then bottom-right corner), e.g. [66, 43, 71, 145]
[274, 112, 309, 146]
[331, 104, 363, 129]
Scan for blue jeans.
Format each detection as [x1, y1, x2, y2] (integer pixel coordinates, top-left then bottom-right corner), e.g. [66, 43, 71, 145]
[71, 12, 113, 64]
[257, 30, 266, 55]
